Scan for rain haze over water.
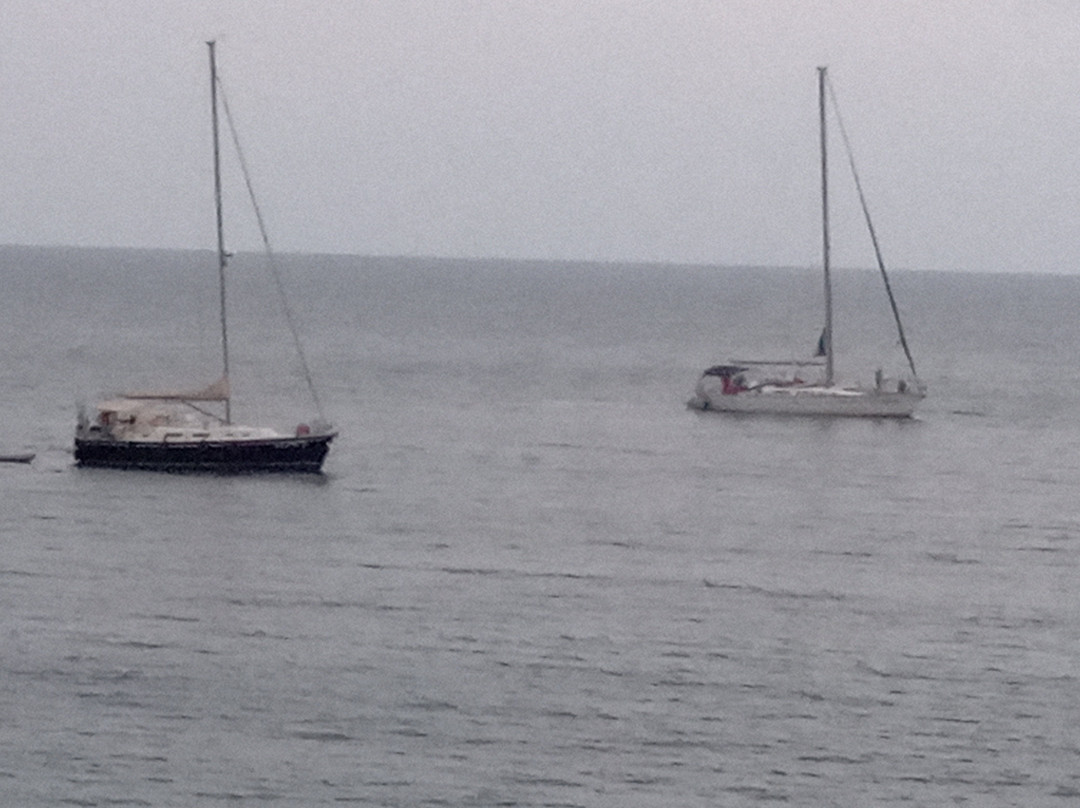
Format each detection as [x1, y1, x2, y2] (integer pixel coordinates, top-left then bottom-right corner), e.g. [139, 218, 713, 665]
[4, 248, 1080, 804]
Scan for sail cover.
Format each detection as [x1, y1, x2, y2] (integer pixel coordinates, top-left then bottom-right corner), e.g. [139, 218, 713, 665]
[122, 375, 230, 402]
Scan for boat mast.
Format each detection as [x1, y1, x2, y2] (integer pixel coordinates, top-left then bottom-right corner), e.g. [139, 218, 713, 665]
[818, 65, 834, 386]
[208, 40, 231, 423]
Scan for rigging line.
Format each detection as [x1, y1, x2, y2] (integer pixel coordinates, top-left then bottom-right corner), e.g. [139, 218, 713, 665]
[824, 75, 919, 381]
[215, 77, 325, 420]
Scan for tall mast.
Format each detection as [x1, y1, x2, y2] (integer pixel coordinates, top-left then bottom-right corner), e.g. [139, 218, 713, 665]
[818, 65, 833, 386]
[208, 40, 231, 423]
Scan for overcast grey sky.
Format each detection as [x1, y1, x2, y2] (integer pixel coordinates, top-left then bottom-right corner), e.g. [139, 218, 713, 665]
[2, 1, 1078, 272]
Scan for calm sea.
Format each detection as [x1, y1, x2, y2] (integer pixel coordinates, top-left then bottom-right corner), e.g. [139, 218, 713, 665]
[3, 246, 1080, 806]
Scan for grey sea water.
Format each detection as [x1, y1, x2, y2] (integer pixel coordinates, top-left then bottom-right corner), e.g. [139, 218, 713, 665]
[3, 246, 1080, 805]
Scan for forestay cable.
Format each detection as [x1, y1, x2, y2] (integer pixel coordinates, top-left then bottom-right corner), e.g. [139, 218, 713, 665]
[825, 75, 919, 381]
[216, 78, 326, 421]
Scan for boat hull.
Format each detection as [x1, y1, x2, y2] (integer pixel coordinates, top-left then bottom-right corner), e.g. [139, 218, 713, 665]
[0, 452, 35, 464]
[690, 377, 921, 418]
[74, 433, 335, 473]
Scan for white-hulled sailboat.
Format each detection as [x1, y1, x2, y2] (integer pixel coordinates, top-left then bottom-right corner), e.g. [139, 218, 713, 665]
[689, 67, 924, 418]
[75, 42, 335, 471]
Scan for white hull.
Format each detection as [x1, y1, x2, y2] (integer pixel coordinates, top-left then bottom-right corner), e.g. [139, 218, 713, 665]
[690, 376, 921, 418]
[686, 69, 925, 421]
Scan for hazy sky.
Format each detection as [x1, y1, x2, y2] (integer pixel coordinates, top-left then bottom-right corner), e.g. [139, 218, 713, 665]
[3, 1, 1078, 272]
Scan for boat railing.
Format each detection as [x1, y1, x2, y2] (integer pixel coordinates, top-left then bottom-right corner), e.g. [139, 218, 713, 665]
[727, 359, 827, 367]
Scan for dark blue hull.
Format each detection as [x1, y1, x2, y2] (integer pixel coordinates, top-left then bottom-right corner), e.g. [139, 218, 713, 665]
[74, 434, 334, 473]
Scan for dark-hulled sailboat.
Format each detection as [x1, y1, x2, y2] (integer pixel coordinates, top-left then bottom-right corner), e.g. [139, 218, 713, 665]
[75, 42, 335, 472]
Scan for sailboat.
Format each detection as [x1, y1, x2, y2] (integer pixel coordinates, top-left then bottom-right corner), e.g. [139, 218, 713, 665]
[74, 42, 336, 472]
[688, 67, 924, 418]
